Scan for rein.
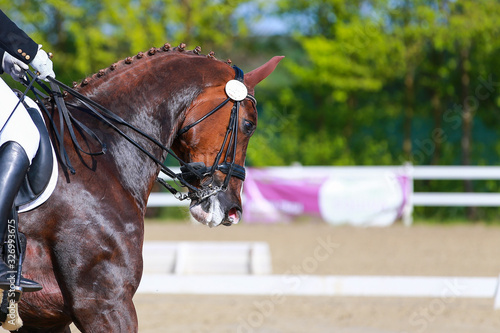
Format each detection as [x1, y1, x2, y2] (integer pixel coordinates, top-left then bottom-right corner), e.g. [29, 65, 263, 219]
[21, 66, 253, 202]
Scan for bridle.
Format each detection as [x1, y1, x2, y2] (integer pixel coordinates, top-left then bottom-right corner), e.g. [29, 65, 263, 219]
[20, 65, 254, 203]
[174, 66, 255, 201]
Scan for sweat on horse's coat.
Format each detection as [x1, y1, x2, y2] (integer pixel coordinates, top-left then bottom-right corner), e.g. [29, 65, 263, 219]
[13, 44, 283, 332]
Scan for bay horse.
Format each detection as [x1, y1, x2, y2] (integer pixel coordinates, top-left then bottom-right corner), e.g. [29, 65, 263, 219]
[12, 44, 283, 332]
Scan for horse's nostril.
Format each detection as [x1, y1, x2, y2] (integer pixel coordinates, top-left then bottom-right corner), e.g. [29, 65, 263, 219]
[224, 207, 241, 226]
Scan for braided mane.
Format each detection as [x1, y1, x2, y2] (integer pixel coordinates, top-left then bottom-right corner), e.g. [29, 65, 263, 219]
[73, 43, 233, 89]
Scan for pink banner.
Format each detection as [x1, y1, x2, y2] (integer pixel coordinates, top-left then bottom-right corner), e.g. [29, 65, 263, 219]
[242, 167, 411, 226]
[243, 168, 327, 223]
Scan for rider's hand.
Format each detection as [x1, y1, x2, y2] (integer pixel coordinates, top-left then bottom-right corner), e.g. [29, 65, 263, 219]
[2, 52, 28, 83]
[30, 45, 55, 81]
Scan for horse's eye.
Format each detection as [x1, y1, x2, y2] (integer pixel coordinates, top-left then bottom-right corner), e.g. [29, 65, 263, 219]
[242, 119, 255, 135]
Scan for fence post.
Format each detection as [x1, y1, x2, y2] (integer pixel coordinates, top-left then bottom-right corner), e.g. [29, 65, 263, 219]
[494, 274, 500, 310]
[402, 163, 414, 226]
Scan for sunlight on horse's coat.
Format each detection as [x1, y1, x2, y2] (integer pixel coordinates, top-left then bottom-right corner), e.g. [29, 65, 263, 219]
[12, 44, 282, 331]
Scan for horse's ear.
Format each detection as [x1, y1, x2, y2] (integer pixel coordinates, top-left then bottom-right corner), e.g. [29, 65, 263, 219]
[244, 56, 285, 95]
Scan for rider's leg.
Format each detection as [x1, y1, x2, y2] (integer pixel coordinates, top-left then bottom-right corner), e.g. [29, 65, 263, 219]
[0, 79, 42, 292]
[0, 142, 42, 291]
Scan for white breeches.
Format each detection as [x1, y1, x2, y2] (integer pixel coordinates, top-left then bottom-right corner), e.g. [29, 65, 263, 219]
[0, 78, 40, 164]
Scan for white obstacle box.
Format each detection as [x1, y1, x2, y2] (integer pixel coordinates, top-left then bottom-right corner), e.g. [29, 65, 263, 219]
[142, 241, 272, 275]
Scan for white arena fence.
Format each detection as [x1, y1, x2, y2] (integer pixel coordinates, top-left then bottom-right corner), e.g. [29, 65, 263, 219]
[143, 167, 500, 308]
[148, 165, 500, 226]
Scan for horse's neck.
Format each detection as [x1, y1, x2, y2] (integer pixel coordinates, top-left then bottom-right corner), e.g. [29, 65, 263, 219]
[75, 64, 192, 212]
[99, 104, 171, 211]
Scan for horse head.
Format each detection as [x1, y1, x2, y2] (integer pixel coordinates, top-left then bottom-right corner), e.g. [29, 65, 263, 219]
[51, 46, 283, 228]
[172, 56, 284, 227]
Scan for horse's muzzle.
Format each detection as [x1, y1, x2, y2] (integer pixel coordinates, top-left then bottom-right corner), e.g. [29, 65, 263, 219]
[189, 192, 242, 227]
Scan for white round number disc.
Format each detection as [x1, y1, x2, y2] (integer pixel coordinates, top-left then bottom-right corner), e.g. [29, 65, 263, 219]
[225, 80, 248, 101]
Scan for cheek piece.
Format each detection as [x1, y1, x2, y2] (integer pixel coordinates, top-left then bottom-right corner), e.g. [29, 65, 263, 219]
[176, 66, 256, 201]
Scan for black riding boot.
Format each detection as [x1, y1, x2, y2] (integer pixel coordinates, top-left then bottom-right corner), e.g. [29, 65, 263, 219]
[0, 141, 42, 292]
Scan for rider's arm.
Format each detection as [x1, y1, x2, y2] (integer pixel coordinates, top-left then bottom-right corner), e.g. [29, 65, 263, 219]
[0, 10, 38, 64]
[0, 10, 54, 81]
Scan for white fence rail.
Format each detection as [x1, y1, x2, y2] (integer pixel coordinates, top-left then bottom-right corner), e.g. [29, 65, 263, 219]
[137, 274, 500, 305]
[411, 166, 500, 207]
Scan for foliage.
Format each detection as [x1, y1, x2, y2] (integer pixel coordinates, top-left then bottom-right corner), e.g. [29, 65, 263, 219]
[0, 0, 249, 82]
[2, 1, 500, 220]
[246, 0, 500, 220]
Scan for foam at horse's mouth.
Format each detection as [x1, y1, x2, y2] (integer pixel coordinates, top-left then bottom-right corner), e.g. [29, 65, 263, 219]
[189, 196, 224, 228]
[189, 196, 242, 227]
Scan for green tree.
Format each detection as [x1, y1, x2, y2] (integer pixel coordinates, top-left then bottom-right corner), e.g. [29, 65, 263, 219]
[247, 0, 403, 166]
[0, 0, 249, 82]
